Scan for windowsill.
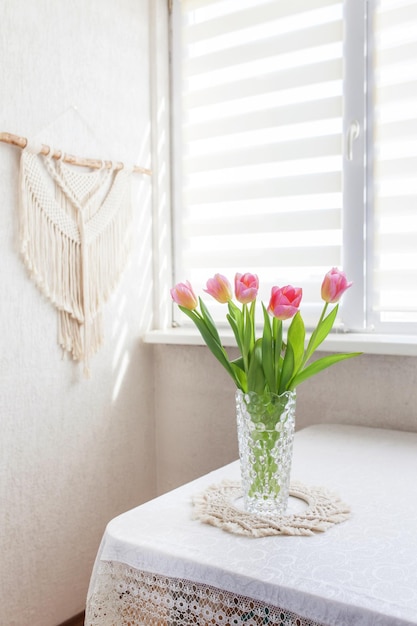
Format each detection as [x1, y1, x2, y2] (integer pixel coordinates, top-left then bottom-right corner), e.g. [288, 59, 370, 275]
[144, 328, 417, 357]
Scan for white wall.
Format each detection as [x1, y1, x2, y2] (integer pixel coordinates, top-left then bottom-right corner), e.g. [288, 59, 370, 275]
[154, 345, 417, 494]
[0, 1, 162, 624]
[2, 2, 417, 624]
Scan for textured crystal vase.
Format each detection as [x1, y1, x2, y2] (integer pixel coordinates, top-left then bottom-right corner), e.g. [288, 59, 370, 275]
[236, 389, 296, 516]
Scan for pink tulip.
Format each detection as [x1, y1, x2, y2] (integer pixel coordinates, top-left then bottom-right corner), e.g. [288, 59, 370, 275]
[235, 272, 259, 304]
[170, 281, 198, 310]
[204, 274, 233, 303]
[267, 285, 302, 320]
[321, 268, 353, 304]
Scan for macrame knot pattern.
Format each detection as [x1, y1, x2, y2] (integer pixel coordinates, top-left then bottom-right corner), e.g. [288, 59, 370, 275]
[192, 480, 351, 537]
[19, 149, 133, 375]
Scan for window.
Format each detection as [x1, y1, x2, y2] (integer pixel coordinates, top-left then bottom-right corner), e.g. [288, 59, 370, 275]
[367, 0, 417, 334]
[169, 0, 417, 339]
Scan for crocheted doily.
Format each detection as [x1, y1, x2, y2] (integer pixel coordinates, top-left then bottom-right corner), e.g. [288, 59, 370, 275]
[192, 480, 350, 537]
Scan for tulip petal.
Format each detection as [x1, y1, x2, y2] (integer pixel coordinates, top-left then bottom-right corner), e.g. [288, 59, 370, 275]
[204, 273, 233, 303]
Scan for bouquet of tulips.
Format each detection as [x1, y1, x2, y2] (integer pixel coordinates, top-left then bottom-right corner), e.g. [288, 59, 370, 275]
[171, 268, 361, 396]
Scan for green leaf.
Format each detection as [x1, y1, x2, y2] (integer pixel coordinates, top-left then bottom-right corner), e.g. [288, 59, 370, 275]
[179, 306, 222, 356]
[304, 304, 338, 363]
[231, 356, 245, 371]
[261, 304, 276, 393]
[228, 301, 245, 354]
[249, 299, 256, 343]
[247, 339, 265, 394]
[278, 313, 305, 393]
[230, 362, 247, 391]
[226, 312, 243, 353]
[199, 298, 223, 343]
[179, 305, 242, 388]
[279, 340, 294, 394]
[243, 304, 254, 354]
[272, 317, 283, 390]
[228, 301, 243, 330]
[286, 312, 305, 376]
[289, 352, 362, 389]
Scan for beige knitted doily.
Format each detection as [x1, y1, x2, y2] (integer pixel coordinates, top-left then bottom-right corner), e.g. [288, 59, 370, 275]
[192, 480, 350, 537]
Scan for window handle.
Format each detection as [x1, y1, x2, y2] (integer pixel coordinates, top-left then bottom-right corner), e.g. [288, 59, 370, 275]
[347, 120, 360, 161]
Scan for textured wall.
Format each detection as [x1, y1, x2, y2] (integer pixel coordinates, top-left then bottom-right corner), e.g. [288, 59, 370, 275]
[154, 345, 239, 494]
[2, 2, 417, 624]
[154, 344, 417, 495]
[0, 1, 158, 624]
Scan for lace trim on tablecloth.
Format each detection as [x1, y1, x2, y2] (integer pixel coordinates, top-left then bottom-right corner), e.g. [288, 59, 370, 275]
[85, 560, 326, 626]
[192, 480, 350, 537]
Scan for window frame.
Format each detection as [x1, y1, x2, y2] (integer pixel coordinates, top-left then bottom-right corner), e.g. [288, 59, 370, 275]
[146, 0, 417, 356]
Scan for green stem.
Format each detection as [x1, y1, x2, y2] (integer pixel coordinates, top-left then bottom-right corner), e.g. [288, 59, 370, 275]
[248, 431, 280, 498]
[301, 301, 329, 368]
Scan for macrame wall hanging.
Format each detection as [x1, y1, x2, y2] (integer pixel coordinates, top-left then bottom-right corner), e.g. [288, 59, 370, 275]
[1, 131, 151, 376]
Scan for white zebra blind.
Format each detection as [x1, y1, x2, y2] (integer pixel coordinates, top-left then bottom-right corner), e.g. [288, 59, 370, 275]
[370, 0, 417, 329]
[172, 0, 344, 327]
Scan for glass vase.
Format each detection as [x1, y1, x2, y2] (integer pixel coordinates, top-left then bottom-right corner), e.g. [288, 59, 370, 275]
[235, 388, 296, 516]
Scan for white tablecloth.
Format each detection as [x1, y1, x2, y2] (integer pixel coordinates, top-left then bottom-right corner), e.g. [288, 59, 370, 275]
[86, 424, 417, 625]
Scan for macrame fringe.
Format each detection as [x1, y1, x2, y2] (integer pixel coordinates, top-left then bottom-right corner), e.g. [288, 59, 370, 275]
[19, 150, 133, 374]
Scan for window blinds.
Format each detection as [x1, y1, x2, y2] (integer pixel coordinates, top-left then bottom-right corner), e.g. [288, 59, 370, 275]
[173, 0, 344, 327]
[371, 0, 417, 328]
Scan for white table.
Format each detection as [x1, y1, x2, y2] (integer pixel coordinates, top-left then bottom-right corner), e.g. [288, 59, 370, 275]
[85, 424, 417, 626]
